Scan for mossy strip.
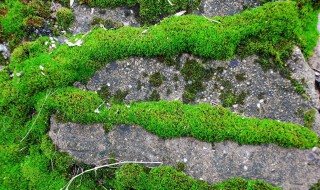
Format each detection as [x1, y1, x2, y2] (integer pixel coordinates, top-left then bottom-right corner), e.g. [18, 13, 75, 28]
[43, 87, 319, 149]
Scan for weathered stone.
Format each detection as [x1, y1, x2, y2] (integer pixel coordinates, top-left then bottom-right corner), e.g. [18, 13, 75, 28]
[83, 47, 319, 129]
[71, 2, 139, 35]
[200, 0, 261, 17]
[49, 118, 320, 190]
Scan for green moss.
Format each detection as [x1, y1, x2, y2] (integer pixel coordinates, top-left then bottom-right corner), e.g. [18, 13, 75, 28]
[235, 73, 247, 82]
[166, 88, 172, 95]
[90, 17, 123, 29]
[149, 72, 163, 87]
[56, 8, 74, 29]
[111, 89, 129, 104]
[43, 87, 319, 149]
[181, 60, 207, 82]
[1, 2, 319, 189]
[175, 162, 187, 172]
[113, 164, 279, 190]
[304, 109, 316, 128]
[136, 80, 142, 90]
[219, 80, 248, 107]
[97, 86, 110, 101]
[148, 89, 161, 101]
[173, 74, 179, 82]
[310, 179, 320, 190]
[212, 178, 280, 190]
[23, 15, 44, 28]
[292, 79, 306, 94]
[26, 0, 51, 19]
[181, 60, 207, 103]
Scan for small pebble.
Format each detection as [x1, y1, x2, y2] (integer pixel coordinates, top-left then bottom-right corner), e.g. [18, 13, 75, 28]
[312, 147, 319, 153]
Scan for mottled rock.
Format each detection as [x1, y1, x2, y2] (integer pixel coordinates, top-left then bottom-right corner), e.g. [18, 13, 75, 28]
[71, 2, 139, 35]
[83, 47, 318, 128]
[49, 118, 320, 189]
[86, 57, 185, 102]
[201, 0, 261, 17]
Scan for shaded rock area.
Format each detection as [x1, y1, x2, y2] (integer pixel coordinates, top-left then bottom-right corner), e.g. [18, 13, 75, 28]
[49, 118, 320, 190]
[200, 0, 261, 17]
[83, 46, 319, 129]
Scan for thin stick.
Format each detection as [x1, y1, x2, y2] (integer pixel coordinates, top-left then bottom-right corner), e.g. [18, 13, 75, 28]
[201, 14, 221, 24]
[312, 67, 320, 73]
[20, 89, 59, 142]
[61, 161, 162, 190]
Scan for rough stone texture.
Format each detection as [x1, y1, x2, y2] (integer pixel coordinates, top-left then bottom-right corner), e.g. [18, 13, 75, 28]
[71, 2, 139, 35]
[199, 47, 319, 128]
[49, 119, 320, 190]
[200, 0, 261, 17]
[69, 0, 261, 35]
[86, 57, 185, 102]
[83, 47, 318, 128]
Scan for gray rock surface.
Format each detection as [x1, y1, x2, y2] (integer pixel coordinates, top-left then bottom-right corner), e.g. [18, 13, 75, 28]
[86, 57, 185, 102]
[49, 118, 320, 189]
[71, 2, 139, 35]
[200, 0, 261, 17]
[83, 47, 318, 129]
[70, 0, 261, 35]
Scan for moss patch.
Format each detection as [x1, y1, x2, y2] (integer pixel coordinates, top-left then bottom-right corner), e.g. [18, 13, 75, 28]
[56, 8, 74, 29]
[42, 87, 319, 149]
[304, 109, 316, 128]
[149, 72, 164, 87]
[219, 80, 248, 107]
[1, 1, 319, 189]
[181, 60, 210, 104]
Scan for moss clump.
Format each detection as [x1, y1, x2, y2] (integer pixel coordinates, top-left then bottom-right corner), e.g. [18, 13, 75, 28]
[175, 162, 187, 172]
[310, 179, 320, 190]
[113, 164, 279, 190]
[23, 16, 44, 28]
[219, 80, 248, 107]
[304, 109, 316, 128]
[211, 178, 280, 190]
[235, 73, 247, 82]
[111, 89, 129, 104]
[90, 17, 123, 29]
[149, 72, 163, 87]
[292, 79, 306, 94]
[56, 8, 74, 29]
[181, 60, 207, 104]
[148, 89, 161, 101]
[97, 86, 111, 101]
[166, 88, 172, 95]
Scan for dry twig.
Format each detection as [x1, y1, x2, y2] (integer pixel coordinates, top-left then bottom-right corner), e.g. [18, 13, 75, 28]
[20, 89, 59, 142]
[61, 161, 162, 190]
